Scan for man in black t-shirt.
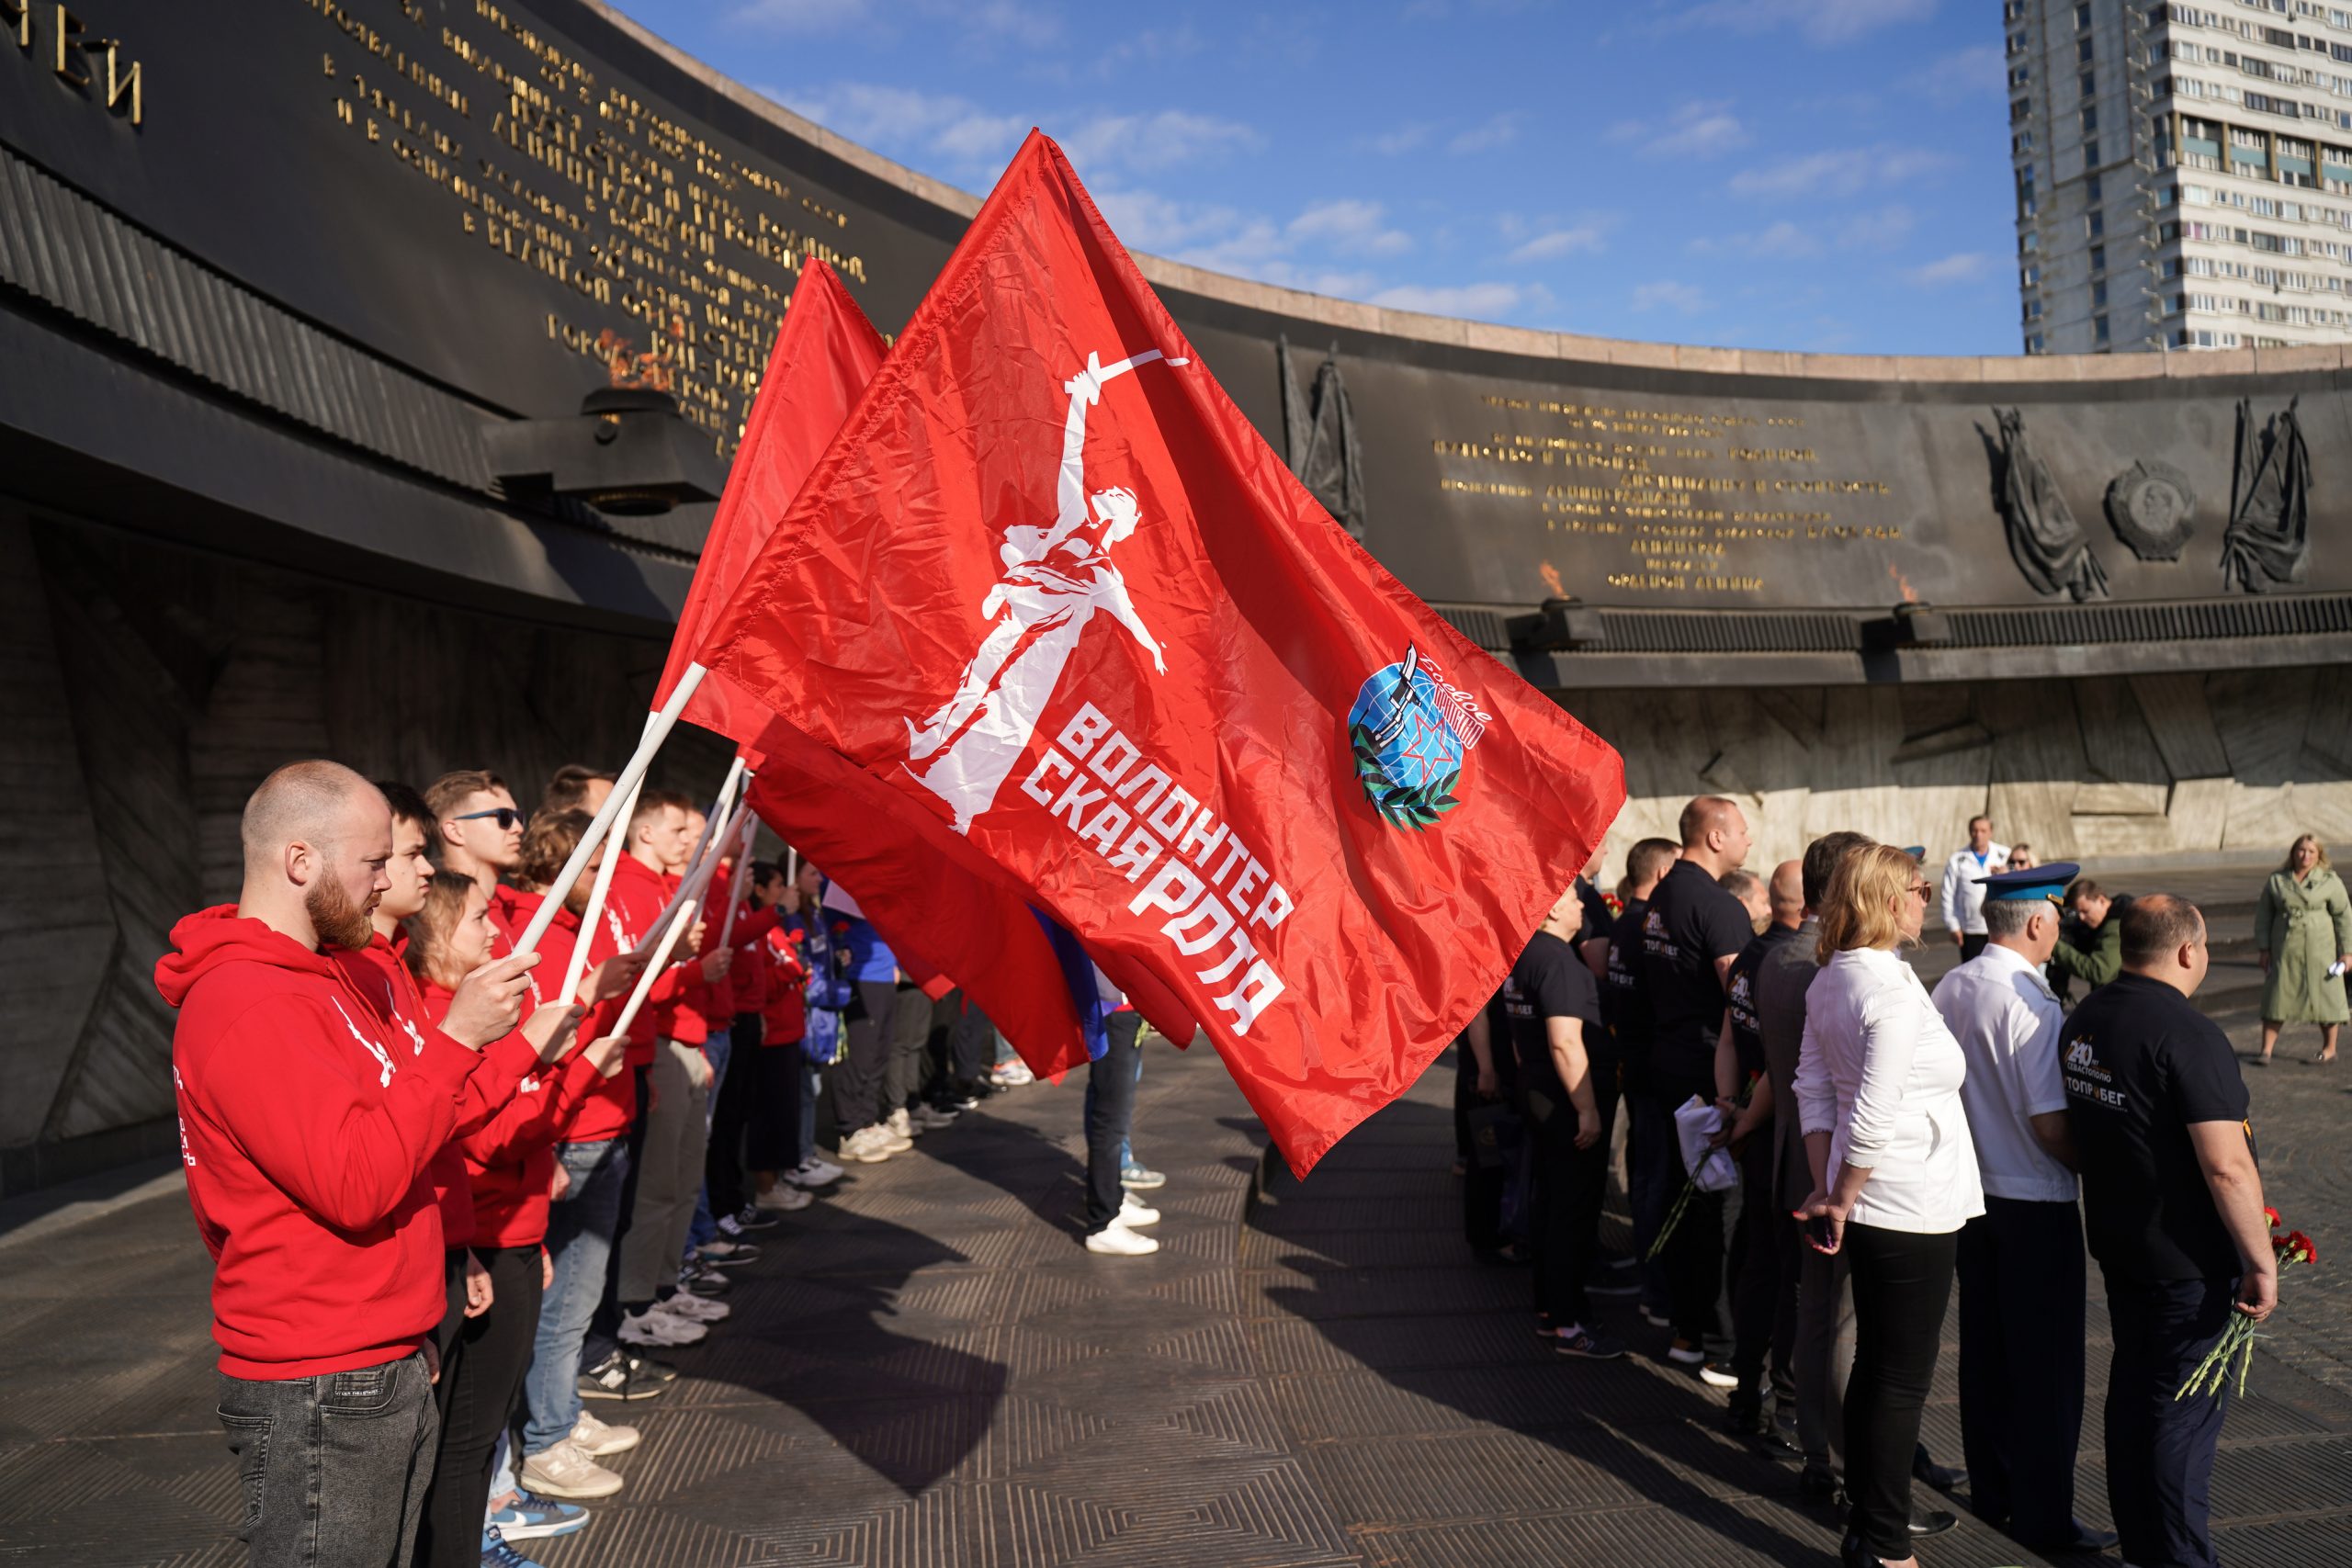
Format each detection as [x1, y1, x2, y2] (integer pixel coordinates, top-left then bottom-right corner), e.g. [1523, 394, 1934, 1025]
[1603, 840, 1679, 1309]
[1719, 860, 1805, 1436]
[2063, 896, 2274, 1568]
[1635, 796, 1755, 1369]
[1473, 881, 1624, 1360]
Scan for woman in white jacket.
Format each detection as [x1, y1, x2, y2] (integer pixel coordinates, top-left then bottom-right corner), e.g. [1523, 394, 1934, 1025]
[1795, 844, 1984, 1568]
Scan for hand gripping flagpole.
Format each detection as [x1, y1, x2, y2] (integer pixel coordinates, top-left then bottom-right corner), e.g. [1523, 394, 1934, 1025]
[513, 663, 707, 962]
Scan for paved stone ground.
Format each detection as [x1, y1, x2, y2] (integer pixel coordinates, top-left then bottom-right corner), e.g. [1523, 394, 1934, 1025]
[4, 942, 2348, 1565]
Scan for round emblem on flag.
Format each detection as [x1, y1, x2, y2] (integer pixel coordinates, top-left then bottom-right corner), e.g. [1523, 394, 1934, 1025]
[1347, 648, 1466, 830]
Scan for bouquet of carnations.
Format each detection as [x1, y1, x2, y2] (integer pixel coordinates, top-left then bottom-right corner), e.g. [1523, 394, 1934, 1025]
[2176, 1207, 2318, 1401]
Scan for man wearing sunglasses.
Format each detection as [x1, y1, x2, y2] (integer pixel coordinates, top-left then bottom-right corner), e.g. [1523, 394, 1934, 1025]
[428, 771, 530, 954]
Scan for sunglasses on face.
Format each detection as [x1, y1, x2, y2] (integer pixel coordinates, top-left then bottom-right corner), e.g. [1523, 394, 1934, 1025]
[2007, 855, 2032, 868]
[454, 807, 523, 831]
[1907, 883, 1933, 903]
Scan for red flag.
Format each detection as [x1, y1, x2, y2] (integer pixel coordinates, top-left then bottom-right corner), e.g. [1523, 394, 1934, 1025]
[653, 260, 888, 753]
[656, 260, 1137, 1067]
[699, 132, 1623, 1172]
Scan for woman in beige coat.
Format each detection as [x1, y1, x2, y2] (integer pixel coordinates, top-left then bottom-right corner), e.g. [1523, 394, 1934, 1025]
[2256, 834, 2352, 1065]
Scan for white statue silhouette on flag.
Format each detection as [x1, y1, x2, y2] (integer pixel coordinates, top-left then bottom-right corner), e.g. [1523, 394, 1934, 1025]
[905, 347, 1184, 832]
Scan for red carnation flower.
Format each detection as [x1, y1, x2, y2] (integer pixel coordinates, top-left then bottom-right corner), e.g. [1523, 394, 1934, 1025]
[2265, 1206, 2282, 1229]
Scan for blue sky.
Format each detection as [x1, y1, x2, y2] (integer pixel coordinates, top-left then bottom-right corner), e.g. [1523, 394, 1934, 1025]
[609, 0, 2017, 355]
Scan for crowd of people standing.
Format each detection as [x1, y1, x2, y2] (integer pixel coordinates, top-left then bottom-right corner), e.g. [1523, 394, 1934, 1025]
[1466, 799, 2313, 1568]
[159, 758, 1169, 1568]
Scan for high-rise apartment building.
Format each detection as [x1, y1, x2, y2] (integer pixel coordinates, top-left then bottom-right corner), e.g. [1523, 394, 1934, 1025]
[2010, 0, 2352, 353]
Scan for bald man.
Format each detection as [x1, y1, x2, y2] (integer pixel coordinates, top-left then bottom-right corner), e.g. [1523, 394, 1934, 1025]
[1717, 859, 1806, 1444]
[156, 761, 538, 1568]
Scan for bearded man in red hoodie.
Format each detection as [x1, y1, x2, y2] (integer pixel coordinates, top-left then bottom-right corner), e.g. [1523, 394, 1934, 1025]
[157, 761, 539, 1568]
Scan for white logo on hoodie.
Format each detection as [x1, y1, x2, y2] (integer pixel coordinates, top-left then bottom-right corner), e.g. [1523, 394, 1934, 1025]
[330, 996, 397, 1089]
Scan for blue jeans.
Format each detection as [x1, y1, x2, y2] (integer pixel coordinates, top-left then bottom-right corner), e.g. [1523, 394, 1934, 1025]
[686, 1029, 735, 1251]
[216, 1351, 438, 1568]
[1081, 1015, 1145, 1233]
[524, 1138, 625, 1456]
[799, 1059, 820, 1165]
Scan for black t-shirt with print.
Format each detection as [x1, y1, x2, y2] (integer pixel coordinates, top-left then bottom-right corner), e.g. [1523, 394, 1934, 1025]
[1573, 877, 1613, 948]
[1726, 922, 1803, 1084]
[1500, 929, 1602, 1098]
[1639, 859, 1758, 1089]
[1602, 899, 1652, 1077]
[2062, 972, 2253, 1283]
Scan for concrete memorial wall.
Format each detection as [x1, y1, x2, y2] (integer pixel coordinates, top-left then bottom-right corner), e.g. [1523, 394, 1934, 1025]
[0, 0, 2346, 1185]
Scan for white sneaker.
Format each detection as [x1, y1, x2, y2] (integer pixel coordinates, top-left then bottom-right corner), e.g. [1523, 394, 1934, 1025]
[571, 1409, 641, 1456]
[785, 1156, 842, 1188]
[989, 1060, 1035, 1088]
[659, 1291, 729, 1325]
[888, 1107, 917, 1140]
[1119, 1196, 1161, 1227]
[840, 1125, 893, 1164]
[755, 1182, 814, 1212]
[520, 1438, 623, 1499]
[619, 1304, 706, 1347]
[910, 1103, 956, 1131]
[1084, 1220, 1159, 1256]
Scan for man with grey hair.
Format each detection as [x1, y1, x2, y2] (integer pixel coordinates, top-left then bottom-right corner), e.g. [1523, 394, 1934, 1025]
[1932, 863, 2112, 1555]
[155, 761, 538, 1568]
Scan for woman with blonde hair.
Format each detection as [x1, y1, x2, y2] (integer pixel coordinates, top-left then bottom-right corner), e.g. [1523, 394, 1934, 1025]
[1793, 844, 1982, 1568]
[2255, 833, 2352, 1066]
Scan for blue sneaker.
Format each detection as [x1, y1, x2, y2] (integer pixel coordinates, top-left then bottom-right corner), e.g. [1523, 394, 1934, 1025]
[1119, 1164, 1165, 1190]
[485, 1491, 589, 1541]
[481, 1526, 548, 1567]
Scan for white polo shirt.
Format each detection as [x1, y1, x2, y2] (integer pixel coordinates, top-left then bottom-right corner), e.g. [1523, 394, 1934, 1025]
[1930, 942, 2076, 1204]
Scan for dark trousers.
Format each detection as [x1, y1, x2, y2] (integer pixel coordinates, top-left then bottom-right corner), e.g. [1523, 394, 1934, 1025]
[832, 979, 896, 1134]
[1729, 1122, 1797, 1414]
[418, 1244, 543, 1568]
[1632, 1080, 1728, 1347]
[585, 1065, 653, 1369]
[1960, 932, 1989, 961]
[1957, 1197, 2086, 1544]
[707, 1013, 763, 1216]
[1522, 1074, 1617, 1329]
[946, 993, 994, 1084]
[1080, 1013, 1144, 1234]
[216, 1351, 437, 1568]
[1842, 1222, 1959, 1558]
[749, 1040, 805, 1173]
[2106, 1275, 2237, 1568]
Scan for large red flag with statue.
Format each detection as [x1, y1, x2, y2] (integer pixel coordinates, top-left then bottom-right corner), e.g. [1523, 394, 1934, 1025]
[698, 130, 1624, 1172]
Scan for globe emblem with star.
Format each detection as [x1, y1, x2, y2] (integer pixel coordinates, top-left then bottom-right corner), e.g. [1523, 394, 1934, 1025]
[1346, 656, 1466, 829]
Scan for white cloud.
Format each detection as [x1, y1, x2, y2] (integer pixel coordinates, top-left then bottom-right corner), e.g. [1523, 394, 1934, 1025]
[1288, 198, 1414, 255]
[734, 0, 1053, 43]
[1360, 122, 1434, 156]
[1632, 280, 1711, 313]
[732, 0, 872, 31]
[1060, 110, 1261, 174]
[1611, 100, 1749, 159]
[1092, 26, 1204, 72]
[1369, 281, 1538, 320]
[780, 84, 1029, 172]
[1093, 187, 1249, 253]
[1506, 223, 1609, 264]
[1727, 147, 1953, 197]
[1448, 114, 1521, 154]
[1905, 252, 1992, 286]
[1664, 0, 1936, 47]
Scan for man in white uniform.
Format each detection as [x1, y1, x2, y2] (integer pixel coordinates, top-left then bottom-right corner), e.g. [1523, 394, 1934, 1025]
[1929, 862, 2114, 1557]
[1936, 816, 2010, 961]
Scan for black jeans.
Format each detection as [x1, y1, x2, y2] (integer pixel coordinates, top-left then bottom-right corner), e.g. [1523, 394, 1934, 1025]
[749, 1041, 805, 1173]
[1728, 1122, 1796, 1414]
[1632, 1078, 1728, 1348]
[832, 979, 896, 1134]
[1957, 1197, 2086, 1544]
[417, 1244, 544, 1568]
[216, 1351, 437, 1568]
[946, 993, 994, 1085]
[707, 1013, 763, 1216]
[1522, 1074, 1616, 1330]
[1959, 932, 1988, 961]
[2106, 1275, 2237, 1568]
[1842, 1222, 1959, 1559]
[1081, 1013, 1144, 1234]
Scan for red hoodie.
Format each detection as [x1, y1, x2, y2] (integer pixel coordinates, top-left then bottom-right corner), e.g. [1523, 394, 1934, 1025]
[423, 980, 605, 1247]
[762, 921, 808, 1045]
[157, 907, 498, 1380]
[605, 852, 705, 1060]
[537, 897, 639, 1143]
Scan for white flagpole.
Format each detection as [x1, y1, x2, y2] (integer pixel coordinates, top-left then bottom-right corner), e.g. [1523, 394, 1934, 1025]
[715, 796, 759, 953]
[513, 664, 708, 960]
[606, 896, 701, 1045]
[632, 768, 750, 953]
[556, 714, 656, 1007]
